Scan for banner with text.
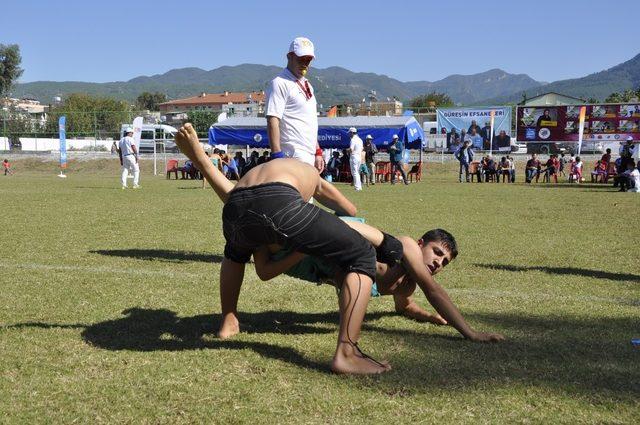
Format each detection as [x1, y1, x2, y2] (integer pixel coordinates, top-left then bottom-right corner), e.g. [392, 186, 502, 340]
[516, 103, 640, 144]
[437, 107, 512, 151]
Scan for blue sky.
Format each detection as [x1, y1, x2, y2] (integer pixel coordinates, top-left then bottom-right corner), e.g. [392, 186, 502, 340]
[2, 0, 639, 84]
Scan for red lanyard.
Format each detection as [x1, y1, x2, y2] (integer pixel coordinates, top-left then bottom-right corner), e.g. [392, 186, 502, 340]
[296, 79, 313, 100]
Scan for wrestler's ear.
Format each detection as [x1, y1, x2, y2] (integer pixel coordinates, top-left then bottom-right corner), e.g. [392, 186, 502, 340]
[417, 238, 424, 247]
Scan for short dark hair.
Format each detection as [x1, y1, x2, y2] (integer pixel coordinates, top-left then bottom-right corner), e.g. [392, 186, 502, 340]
[420, 229, 458, 259]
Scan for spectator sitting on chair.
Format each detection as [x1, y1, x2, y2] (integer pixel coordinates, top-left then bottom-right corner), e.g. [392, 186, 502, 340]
[325, 151, 341, 182]
[483, 155, 497, 182]
[222, 151, 240, 180]
[242, 151, 260, 177]
[340, 148, 350, 165]
[179, 160, 195, 179]
[543, 154, 559, 183]
[616, 160, 640, 192]
[454, 140, 474, 183]
[525, 153, 542, 183]
[257, 151, 270, 165]
[497, 156, 511, 182]
[234, 152, 246, 175]
[591, 159, 607, 182]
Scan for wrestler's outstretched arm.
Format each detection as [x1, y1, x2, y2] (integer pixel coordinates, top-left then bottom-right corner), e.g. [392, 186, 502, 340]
[398, 236, 504, 343]
[174, 123, 234, 203]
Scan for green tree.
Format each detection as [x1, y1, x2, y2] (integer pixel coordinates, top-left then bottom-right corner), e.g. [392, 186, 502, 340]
[136, 91, 167, 111]
[0, 44, 24, 97]
[409, 92, 453, 109]
[45, 93, 132, 138]
[605, 88, 640, 103]
[186, 110, 219, 137]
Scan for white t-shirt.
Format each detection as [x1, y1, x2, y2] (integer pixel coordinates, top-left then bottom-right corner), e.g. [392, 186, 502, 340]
[119, 136, 136, 156]
[265, 68, 318, 159]
[349, 135, 363, 158]
[630, 168, 640, 192]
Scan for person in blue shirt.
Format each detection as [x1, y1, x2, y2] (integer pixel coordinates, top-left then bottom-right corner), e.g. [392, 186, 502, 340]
[389, 134, 408, 185]
[454, 140, 474, 182]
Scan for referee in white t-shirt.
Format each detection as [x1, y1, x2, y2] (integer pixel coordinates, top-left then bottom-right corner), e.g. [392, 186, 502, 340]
[265, 37, 324, 173]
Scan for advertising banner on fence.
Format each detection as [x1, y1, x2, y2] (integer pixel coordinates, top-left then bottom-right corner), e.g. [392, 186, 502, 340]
[516, 103, 640, 147]
[59, 116, 67, 169]
[437, 107, 512, 151]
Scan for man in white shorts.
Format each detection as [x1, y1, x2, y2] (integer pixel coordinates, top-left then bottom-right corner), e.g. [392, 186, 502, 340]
[348, 127, 364, 191]
[266, 37, 323, 173]
[118, 128, 140, 189]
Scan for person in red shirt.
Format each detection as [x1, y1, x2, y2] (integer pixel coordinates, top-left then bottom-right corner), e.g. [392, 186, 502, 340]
[3, 159, 13, 176]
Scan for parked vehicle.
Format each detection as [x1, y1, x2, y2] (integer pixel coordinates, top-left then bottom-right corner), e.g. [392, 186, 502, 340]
[120, 124, 178, 153]
[526, 142, 575, 155]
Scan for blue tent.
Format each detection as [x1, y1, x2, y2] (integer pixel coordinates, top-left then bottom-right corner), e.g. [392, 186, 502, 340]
[208, 116, 424, 149]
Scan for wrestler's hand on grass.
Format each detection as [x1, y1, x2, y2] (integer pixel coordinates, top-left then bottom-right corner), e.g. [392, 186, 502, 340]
[467, 331, 505, 343]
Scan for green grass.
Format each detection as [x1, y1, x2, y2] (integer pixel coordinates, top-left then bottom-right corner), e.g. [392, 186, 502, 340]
[1, 158, 639, 423]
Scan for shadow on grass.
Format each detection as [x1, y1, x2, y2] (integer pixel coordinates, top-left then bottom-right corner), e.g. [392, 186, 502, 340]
[475, 263, 640, 283]
[6, 309, 638, 398]
[90, 249, 224, 263]
[5, 308, 386, 373]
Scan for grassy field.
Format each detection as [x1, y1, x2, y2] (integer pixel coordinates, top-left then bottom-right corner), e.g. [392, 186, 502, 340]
[1, 158, 639, 424]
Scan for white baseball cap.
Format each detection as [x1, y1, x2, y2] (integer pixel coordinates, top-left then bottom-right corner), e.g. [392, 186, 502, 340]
[124, 127, 133, 133]
[392, 134, 399, 139]
[626, 136, 634, 141]
[365, 135, 373, 139]
[348, 127, 357, 133]
[289, 37, 315, 58]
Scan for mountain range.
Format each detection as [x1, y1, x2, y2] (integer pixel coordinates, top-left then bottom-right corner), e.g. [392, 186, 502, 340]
[12, 53, 640, 107]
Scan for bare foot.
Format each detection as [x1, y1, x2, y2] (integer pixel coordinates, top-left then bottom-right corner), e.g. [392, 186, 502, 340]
[174, 123, 202, 159]
[331, 342, 391, 375]
[217, 313, 240, 339]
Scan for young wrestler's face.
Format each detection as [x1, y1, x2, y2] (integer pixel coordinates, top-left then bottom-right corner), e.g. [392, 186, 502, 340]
[418, 240, 453, 276]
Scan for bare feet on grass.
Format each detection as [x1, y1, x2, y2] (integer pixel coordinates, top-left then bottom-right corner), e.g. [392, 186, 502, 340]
[217, 313, 240, 339]
[331, 342, 391, 375]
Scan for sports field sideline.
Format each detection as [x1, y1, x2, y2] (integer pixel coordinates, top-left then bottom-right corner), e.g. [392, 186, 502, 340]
[1, 158, 638, 423]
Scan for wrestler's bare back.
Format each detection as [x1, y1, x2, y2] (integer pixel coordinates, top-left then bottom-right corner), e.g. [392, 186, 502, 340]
[235, 158, 320, 200]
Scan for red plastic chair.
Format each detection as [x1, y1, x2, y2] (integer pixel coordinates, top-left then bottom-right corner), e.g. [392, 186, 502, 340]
[375, 161, 390, 183]
[408, 161, 423, 182]
[166, 159, 179, 179]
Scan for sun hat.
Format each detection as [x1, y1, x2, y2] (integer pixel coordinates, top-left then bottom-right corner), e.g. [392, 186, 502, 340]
[289, 37, 315, 58]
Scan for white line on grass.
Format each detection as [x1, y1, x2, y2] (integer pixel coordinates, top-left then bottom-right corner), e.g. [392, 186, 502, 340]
[0, 261, 203, 279]
[1, 261, 636, 306]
